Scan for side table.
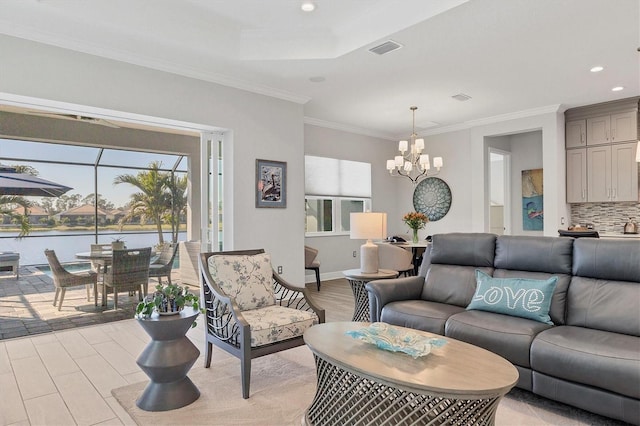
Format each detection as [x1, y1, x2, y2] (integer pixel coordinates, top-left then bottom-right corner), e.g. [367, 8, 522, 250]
[342, 269, 398, 321]
[135, 307, 200, 411]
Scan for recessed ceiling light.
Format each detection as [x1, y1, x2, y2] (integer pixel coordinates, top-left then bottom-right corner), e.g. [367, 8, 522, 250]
[612, 86, 624, 91]
[590, 66, 604, 72]
[301, 2, 315, 12]
[309, 76, 325, 83]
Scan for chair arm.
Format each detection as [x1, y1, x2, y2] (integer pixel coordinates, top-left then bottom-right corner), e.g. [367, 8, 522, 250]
[200, 267, 250, 347]
[365, 276, 424, 322]
[273, 271, 326, 324]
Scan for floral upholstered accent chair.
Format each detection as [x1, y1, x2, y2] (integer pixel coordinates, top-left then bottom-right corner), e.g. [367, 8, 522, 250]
[200, 249, 325, 399]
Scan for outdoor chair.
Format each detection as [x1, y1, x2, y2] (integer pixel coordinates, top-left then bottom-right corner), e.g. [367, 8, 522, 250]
[304, 245, 321, 291]
[200, 249, 325, 399]
[149, 243, 178, 285]
[101, 247, 151, 309]
[44, 249, 98, 311]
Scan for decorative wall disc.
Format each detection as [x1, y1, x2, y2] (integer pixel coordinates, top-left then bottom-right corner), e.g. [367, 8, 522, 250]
[412, 177, 452, 221]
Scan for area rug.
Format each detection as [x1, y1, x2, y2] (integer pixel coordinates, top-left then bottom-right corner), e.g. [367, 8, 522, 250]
[111, 345, 317, 425]
[112, 345, 619, 426]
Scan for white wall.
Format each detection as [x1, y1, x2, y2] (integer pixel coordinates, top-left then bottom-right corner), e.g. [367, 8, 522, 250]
[0, 35, 307, 284]
[304, 124, 398, 280]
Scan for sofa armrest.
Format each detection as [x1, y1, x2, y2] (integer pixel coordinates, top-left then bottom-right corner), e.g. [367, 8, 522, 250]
[366, 276, 424, 322]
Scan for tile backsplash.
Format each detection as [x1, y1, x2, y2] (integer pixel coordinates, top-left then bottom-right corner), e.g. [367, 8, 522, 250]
[570, 202, 640, 233]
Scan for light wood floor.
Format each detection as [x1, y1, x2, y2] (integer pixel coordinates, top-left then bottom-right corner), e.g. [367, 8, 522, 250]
[0, 277, 626, 425]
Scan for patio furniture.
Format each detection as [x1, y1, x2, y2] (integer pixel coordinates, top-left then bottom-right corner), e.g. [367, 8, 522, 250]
[304, 245, 321, 291]
[102, 247, 151, 309]
[0, 252, 20, 278]
[89, 243, 112, 275]
[149, 243, 178, 285]
[44, 249, 98, 310]
[200, 249, 325, 399]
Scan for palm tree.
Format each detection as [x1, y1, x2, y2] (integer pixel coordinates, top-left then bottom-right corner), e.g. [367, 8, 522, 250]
[114, 161, 170, 244]
[0, 195, 31, 237]
[163, 173, 187, 244]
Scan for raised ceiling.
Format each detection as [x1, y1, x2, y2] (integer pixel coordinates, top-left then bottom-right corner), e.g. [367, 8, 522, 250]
[1, 0, 638, 139]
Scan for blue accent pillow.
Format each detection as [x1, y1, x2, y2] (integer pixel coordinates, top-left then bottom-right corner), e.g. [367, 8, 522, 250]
[467, 270, 558, 325]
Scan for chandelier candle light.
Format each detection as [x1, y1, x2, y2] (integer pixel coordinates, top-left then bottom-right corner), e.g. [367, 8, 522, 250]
[386, 106, 443, 184]
[350, 212, 387, 274]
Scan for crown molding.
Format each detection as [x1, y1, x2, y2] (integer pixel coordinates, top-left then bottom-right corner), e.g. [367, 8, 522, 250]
[419, 104, 563, 136]
[0, 26, 311, 105]
[303, 117, 397, 141]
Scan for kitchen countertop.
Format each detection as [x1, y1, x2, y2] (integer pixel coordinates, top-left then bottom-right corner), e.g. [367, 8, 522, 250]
[598, 233, 640, 239]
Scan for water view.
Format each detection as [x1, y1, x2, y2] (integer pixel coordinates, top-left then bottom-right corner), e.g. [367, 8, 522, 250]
[0, 230, 187, 265]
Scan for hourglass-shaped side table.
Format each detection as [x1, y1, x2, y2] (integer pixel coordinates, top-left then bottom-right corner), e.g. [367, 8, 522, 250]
[135, 308, 200, 411]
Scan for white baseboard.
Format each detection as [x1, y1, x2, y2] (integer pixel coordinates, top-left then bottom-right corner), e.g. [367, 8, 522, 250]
[305, 271, 344, 283]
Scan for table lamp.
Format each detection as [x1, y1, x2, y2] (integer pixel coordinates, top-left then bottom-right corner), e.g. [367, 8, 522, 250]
[350, 212, 387, 274]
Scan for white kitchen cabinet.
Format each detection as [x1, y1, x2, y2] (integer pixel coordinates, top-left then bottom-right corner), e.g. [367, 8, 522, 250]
[566, 149, 588, 202]
[587, 142, 638, 202]
[565, 120, 586, 148]
[586, 111, 637, 146]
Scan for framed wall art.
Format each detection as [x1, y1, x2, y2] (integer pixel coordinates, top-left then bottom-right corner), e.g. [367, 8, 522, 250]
[255, 159, 287, 208]
[522, 168, 543, 230]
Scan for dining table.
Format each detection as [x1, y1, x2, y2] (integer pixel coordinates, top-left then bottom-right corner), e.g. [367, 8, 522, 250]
[76, 251, 114, 306]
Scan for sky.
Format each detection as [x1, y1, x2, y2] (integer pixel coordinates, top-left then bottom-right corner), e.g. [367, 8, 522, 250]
[0, 139, 186, 207]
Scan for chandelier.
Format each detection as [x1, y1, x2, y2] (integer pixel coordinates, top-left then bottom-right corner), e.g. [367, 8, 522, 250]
[386, 106, 443, 184]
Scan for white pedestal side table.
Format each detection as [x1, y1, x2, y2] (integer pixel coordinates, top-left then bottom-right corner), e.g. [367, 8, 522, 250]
[342, 268, 398, 321]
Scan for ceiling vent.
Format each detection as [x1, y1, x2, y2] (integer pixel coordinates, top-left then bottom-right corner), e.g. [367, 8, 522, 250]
[452, 93, 472, 101]
[369, 40, 403, 55]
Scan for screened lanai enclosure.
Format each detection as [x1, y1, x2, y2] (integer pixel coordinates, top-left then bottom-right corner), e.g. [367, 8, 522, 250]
[0, 139, 189, 265]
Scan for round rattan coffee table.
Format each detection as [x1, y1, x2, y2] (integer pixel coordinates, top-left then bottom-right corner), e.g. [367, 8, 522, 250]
[303, 322, 519, 426]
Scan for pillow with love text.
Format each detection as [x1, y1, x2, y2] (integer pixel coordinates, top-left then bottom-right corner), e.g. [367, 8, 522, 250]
[466, 270, 558, 325]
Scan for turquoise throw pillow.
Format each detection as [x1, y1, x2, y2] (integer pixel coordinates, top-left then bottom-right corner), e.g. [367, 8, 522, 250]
[467, 270, 557, 325]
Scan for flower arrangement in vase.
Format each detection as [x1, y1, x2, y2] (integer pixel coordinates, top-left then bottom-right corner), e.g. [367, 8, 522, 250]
[403, 211, 429, 243]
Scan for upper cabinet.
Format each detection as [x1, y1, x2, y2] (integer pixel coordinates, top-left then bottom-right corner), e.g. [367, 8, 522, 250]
[565, 97, 639, 203]
[566, 119, 586, 148]
[586, 110, 637, 146]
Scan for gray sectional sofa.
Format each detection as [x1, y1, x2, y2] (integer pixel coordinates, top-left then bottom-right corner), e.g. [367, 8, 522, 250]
[366, 233, 640, 424]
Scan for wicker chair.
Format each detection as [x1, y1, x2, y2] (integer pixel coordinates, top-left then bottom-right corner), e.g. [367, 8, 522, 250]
[149, 243, 178, 285]
[102, 247, 151, 309]
[44, 249, 98, 311]
[200, 249, 325, 399]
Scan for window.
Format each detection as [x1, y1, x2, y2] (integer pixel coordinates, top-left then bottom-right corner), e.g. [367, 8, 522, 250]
[304, 156, 371, 236]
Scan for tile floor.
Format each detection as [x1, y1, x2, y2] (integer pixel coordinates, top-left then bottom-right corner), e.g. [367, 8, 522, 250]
[0, 270, 631, 425]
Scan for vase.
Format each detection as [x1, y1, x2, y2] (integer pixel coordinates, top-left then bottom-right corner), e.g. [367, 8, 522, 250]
[412, 228, 419, 243]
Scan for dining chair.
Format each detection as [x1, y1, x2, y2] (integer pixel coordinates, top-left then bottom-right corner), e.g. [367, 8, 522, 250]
[44, 249, 98, 310]
[375, 242, 414, 276]
[90, 243, 112, 275]
[304, 245, 321, 291]
[149, 243, 178, 285]
[102, 247, 151, 309]
[200, 249, 325, 399]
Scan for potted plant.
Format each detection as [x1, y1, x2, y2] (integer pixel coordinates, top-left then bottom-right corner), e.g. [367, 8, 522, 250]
[135, 283, 201, 327]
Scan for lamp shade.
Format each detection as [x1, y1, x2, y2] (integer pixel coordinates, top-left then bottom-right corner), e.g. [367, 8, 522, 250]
[350, 212, 387, 240]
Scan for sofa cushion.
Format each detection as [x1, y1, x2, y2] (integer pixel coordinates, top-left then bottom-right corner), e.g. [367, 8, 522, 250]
[430, 233, 496, 267]
[573, 238, 640, 283]
[493, 270, 570, 326]
[445, 310, 552, 367]
[531, 326, 640, 399]
[467, 270, 557, 325]
[232, 305, 319, 347]
[380, 300, 466, 335]
[422, 265, 494, 307]
[494, 235, 573, 275]
[566, 276, 640, 336]
[207, 253, 275, 311]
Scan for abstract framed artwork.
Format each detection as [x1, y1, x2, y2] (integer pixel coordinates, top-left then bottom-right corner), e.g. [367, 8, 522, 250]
[522, 168, 543, 230]
[255, 159, 287, 208]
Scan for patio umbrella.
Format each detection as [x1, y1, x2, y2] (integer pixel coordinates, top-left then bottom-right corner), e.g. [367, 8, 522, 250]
[0, 171, 72, 197]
